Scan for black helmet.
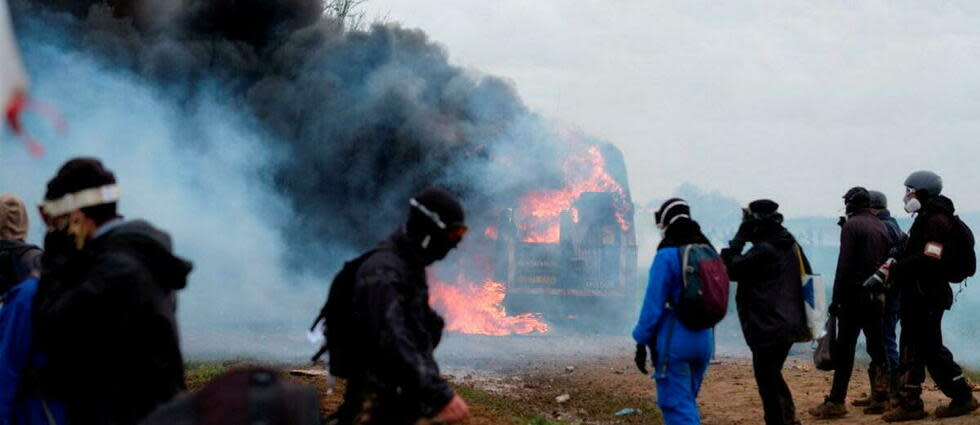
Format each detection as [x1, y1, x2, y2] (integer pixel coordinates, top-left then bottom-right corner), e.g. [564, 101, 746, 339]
[868, 190, 887, 209]
[904, 171, 943, 198]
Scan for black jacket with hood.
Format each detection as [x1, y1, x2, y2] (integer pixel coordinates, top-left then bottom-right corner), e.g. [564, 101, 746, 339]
[350, 229, 453, 418]
[33, 220, 192, 424]
[892, 195, 958, 311]
[721, 223, 810, 349]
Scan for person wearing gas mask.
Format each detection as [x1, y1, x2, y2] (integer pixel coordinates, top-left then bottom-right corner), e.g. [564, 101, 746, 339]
[31, 158, 192, 424]
[633, 198, 714, 425]
[721, 200, 809, 425]
[809, 187, 891, 419]
[849, 190, 907, 410]
[335, 187, 470, 425]
[882, 171, 978, 422]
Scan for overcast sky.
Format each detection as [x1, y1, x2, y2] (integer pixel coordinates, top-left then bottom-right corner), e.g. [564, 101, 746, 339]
[363, 0, 980, 217]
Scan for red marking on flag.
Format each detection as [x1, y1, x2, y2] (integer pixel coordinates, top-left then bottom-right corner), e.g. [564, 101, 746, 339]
[5, 90, 69, 158]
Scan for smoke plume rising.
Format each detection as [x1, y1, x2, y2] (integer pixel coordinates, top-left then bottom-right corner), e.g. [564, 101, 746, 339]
[5, 0, 584, 359]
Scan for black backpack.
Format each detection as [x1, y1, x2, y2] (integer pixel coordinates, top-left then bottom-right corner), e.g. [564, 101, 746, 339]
[0, 241, 41, 295]
[310, 248, 384, 378]
[945, 215, 976, 283]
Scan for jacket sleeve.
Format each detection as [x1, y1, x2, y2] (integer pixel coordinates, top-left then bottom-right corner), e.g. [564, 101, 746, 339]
[632, 249, 677, 346]
[0, 279, 37, 424]
[355, 267, 454, 415]
[36, 256, 136, 343]
[722, 243, 772, 283]
[831, 222, 858, 307]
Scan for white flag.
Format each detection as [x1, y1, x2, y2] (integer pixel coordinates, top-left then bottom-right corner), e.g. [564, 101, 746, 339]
[0, 0, 48, 156]
[1, 0, 27, 117]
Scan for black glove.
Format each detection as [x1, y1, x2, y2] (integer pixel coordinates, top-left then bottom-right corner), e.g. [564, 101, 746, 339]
[634, 344, 650, 375]
[729, 222, 754, 251]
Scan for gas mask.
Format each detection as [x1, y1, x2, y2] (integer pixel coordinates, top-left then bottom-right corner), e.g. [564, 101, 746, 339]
[903, 188, 921, 214]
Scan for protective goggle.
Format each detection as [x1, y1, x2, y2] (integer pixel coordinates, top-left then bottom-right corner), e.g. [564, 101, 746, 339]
[446, 225, 468, 241]
[410, 197, 467, 240]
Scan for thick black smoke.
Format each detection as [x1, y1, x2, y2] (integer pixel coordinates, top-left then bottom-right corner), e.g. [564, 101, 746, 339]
[11, 0, 568, 265]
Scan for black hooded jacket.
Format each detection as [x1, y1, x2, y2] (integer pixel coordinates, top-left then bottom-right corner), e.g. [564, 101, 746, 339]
[892, 196, 958, 311]
[349, 229, 453, 418]
[33, 220, 192, 424]
[721, 223, 810, 348]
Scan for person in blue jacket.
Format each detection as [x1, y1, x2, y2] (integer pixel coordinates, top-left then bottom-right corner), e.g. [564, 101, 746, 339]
[0, 277, 67, 425]
[633, 198, 714, 425]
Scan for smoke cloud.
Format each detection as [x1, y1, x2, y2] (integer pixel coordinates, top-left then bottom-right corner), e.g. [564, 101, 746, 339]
[4, 0, 584, 359]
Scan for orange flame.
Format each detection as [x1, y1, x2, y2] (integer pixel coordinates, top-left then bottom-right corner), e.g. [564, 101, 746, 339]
[517, 145, 629, 243]
[429, 275, 549, 336]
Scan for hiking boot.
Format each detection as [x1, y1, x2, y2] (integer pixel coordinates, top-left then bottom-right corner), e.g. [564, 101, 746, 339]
[934, 396, 979, 418]
[863, 398, 889, 415]
[882, 405, 927, 422]
[808, 399, 847, 419]
[851, 393, 872, 407]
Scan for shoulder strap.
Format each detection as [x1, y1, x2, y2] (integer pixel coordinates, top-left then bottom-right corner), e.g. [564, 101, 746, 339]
[793, 244, 805, 277]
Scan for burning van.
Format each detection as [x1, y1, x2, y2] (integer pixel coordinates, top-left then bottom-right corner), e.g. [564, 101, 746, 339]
[428, 142, 639, 335]
[494, 143, 638, 327]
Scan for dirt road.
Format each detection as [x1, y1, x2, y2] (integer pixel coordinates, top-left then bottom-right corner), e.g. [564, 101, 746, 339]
[287, 334, 979, 424]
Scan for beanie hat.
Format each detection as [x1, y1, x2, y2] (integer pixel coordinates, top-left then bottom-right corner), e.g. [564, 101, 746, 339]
[868, 190, 887, 209]
[655, 198, 691, 228]
[45, 157, 116, 201]
[748, 199, 779, 215]
[843, 187, 871, 209]
[42, 157, 119, 217]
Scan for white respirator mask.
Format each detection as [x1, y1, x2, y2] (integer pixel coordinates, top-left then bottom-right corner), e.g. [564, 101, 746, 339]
[903, 188, 921, 214]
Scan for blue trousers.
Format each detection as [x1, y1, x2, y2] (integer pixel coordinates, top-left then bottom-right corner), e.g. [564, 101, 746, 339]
[654, 353, 711, 425]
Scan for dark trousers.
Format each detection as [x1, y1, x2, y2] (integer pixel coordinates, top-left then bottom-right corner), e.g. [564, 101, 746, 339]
[882, 291, 901, 371]
[897, 308, 972, 406]
[751, 343, 799, 425]
[830, 304, 888, 402]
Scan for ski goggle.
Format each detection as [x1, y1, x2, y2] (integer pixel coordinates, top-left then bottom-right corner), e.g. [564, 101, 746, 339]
[447, 225, 468, 241]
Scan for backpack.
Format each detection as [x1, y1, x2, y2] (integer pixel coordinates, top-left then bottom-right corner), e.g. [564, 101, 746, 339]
[309, 248, 383, 378]
[0, 241, 40, 295]
[140, 367, 320, 425]
[944, 215, 976, 283]
[673, 244, 730, 330]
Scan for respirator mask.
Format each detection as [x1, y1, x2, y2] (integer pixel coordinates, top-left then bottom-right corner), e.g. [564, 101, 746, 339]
[903, 187, 922, 214]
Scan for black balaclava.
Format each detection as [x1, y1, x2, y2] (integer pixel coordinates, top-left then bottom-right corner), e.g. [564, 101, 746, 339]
[405, 187, 466, 265]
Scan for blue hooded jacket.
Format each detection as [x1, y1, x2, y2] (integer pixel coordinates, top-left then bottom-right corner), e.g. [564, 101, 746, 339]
[0, 278, 67, 425]
[633, 247, 714, 371]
